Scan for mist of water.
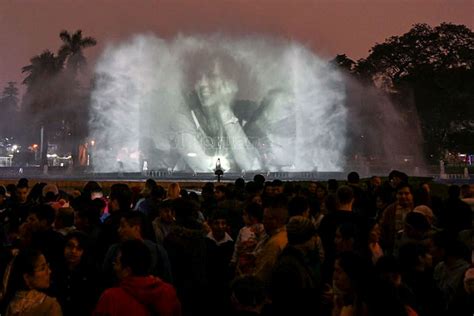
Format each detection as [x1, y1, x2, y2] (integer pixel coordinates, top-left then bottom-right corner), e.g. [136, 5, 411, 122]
[89, 34, 348, 173]
[90, 34, 426, 175]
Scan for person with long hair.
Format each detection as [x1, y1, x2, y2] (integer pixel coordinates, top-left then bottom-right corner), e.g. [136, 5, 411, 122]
[3, 248, 62, 316]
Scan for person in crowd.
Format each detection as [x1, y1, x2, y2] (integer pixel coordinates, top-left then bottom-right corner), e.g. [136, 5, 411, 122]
[270, 216, 321, 316]
[94, 240, 181, 316]
[53, 207, 75, 236]
[103, 212, 172, 286]
[152, 199, 175, 245]
[380, 183, 414, 255]
[229, 275, 266, 316]
[347, 171, 370, 217]
[440, 185, 472, 234]
[21, 205, 65, 271]
[331, 251, 371, 316]
[318, 185, 359, 281]
[11, 179, 33, 226]
[398, 242, 441, 316]
[231, 202, 266, 276]
[54, 232, 100, 316]
[3, 248, 62, 316]
[167, 183, 181, 200]
[254, 199, 288, 287]
[432, 232, 470, 314]
[163, 198, 208, 316]
[205, 210, 235, 315]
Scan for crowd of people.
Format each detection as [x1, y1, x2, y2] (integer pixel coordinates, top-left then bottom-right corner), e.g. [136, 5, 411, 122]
[0, 170, 472, 316]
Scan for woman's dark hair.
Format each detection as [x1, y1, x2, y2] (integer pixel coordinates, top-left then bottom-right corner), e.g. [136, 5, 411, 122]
[3, 249, 44, 309]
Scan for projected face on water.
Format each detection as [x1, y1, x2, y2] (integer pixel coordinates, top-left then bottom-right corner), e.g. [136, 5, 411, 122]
[89, 35, 349, 173]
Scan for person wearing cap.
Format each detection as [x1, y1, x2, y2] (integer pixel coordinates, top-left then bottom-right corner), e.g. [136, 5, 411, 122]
[269, 216, 320, 316]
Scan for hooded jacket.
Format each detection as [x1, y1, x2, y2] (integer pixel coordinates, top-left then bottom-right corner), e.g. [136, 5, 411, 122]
[93, 276, 181, 316]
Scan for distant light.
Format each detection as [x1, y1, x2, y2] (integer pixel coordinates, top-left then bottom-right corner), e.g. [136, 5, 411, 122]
[130, 152, 139, 159]
[32, 144, 38, 149]
[187, 153, 197, 157]
[404, 158, 409, 162]
[91, 140, 95, 146]
[47, 154, 58, 158]
[12, 145, 18, 151]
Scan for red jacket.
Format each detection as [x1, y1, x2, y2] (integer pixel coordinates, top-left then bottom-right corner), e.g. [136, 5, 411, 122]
[94, 276, 181, 316]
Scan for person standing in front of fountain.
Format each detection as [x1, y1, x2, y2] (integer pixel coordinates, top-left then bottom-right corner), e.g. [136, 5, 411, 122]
[172, 60, 262, 172]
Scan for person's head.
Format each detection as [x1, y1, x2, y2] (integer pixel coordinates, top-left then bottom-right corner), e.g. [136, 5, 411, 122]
[336, 185, 354, 207]
[347, 171, 360, 184]
[243, 202, 263, 226]
[8, 249, 51, 294]
[286, 216, 317, 251]
[54, 207, 75, 230]
[167, 182, 181, 200]
[370, 176, 382, 188]
[230, 276, 265, 313]
[263, 205, 288, 235]
[447, 185, 461, 199]
[114, 240, 151, 280]
[375, 256, 402, 287]
[141, 178, 157, 197]
[209, 210, 228, 241]
[250, 194, 262, 206]
[335, 223, 357, 253]
[404, 212, 430, 240]
[333, 251, 368, 295]
[327, 179, 339, 193]
[109, 183, 132, 212]
[396, 183, 413, 208]
[460, 184, 473, 198]
[235, 178, 245, 190]
[253, 174, 265, 185]
[64, 231, 89, 268]
[389, 170, 408, 188]
[430, 230, 469, 263]
[308, 182, 317, 194]
[214, 185, 227, 201]
[288, 196, 310, 218]
[272, 179, 284, 195]
[26, 204, 56, 232]
[413, 205, 435, 225]
[263, 182, 274, 197]
[315, 183, 328, 200]
[16, 182, 29, 204]
[158, 200, 175, 224]
[464, 268, 474, 295]
[399, 242, 432, 273]
[75, 204, 101, 231]
[83, 181, 102, 200]
[42, 184, 59, 202]
[118, 212, 143, 241]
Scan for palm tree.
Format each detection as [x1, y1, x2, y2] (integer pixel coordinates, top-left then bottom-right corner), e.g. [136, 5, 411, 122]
[58, 30, 97, 76]
[22, 50, 63, 86]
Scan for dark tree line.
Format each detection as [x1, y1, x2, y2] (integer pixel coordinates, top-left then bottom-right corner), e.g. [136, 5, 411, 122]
[15, 30, 96, 166]
[332, 23, 474, 161]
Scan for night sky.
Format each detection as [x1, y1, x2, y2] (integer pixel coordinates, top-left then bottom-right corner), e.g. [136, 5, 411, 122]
[1, 0, 473, 95]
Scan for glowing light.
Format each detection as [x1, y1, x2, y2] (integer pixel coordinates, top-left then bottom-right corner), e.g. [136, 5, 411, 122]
[187, 153, 197, 157]
[91, 140, 95, 146]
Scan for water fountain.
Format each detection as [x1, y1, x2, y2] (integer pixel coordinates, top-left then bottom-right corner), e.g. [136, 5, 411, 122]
[90, 34, 424, 177]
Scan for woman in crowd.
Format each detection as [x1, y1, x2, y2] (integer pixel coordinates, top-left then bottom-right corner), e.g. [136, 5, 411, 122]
[3, 248, 62, 316]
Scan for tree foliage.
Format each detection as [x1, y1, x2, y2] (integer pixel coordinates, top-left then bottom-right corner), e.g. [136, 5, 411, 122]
[336, 23, 474, 159]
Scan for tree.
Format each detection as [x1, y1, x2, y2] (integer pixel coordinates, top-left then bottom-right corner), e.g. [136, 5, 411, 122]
[58, 30, 97, 76]
[352, 23, 474, 158]
[0, 82, 19, 137]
